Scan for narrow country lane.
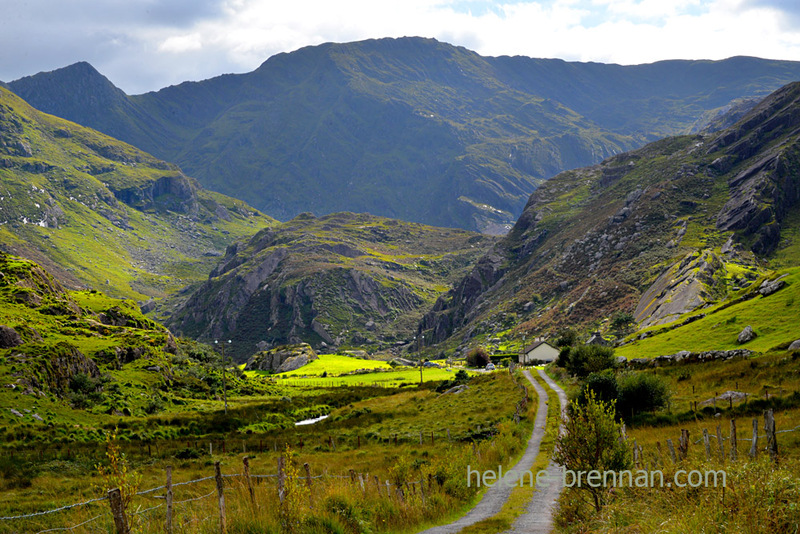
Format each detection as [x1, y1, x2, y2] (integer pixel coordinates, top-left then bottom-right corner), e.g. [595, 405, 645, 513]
[417, 369, 563, 534]
[503, 369, 568, 533]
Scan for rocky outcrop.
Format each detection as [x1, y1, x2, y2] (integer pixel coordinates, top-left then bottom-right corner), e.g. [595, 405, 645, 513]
[0, 325, 23, 348]
[634, 250, 726, 328]
[41, 342, 101, 394]
[244, 343, 318, 373]
[109, 174, 200, 216]
[714, 83, 800, 255]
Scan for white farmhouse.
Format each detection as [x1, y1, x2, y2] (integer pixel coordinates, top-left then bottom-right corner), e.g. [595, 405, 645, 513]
[520, 339, 560, 365]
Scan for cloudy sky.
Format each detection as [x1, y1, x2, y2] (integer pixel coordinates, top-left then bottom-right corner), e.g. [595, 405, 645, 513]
[2, 0, 800, 95]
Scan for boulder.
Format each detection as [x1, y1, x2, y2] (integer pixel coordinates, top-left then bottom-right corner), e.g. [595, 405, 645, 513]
[788, 339, 800, 351]
[737, 325, 757, 344]
[0, 325, 23, 348]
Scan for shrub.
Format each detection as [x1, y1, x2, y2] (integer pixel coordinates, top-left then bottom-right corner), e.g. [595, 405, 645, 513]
[577, 371, 619, 407]
[617, 372, 670, 417]
[465, 347, 490, 368]
[454, 369, 470, 381]
[554, 390, 631, 511]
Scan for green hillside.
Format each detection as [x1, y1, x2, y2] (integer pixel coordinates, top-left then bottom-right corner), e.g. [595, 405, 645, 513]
[0, 87, 273, 302]
[9, 38, 800, 233]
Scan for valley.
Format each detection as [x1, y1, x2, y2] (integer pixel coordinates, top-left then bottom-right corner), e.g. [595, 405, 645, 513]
[1, 39, 800, 534]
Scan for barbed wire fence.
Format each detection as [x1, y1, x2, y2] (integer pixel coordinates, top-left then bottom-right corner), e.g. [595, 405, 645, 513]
[0, 439, 457, 534]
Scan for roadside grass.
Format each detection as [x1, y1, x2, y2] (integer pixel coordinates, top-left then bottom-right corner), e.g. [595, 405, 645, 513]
[617, 267, 800, 359]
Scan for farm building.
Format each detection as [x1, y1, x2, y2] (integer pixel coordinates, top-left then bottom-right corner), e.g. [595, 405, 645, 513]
[520, 339, 560, 365]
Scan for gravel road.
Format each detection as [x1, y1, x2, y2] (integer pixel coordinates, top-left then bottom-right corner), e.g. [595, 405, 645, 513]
[417, 369, 564, 534]
[503, 369, 568, 533]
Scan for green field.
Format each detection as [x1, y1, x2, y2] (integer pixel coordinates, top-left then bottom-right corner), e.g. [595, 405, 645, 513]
[246, 353, 470, 388]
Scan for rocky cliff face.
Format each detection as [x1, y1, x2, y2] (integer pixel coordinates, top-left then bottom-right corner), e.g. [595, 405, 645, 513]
[421, 82, 800, 345]
[167, 212, 494, 361]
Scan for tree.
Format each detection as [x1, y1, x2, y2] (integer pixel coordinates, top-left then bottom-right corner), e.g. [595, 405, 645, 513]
[611, 311, 635, 333]
[554, 390, 631, 511]
[555, 328, 580, 347]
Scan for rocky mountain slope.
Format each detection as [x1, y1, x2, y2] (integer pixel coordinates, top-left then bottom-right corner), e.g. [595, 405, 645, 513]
[0, 87, 272, 301]
[8, 38, 800, 233]
[166, 211, 494, 361]
[421, 82, 800, 347]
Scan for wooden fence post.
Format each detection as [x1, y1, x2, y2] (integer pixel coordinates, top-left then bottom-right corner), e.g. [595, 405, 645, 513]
[108, 488, 129, 534]
[666, 439, 678, 464]
[215, 461, 227, 534]
[702, 429, 711, 461]
[243, 457, 256, 509]
[278, 456, 286, 504]
[166, 466, 173, 534]
[633, 439, 640, 468]
[749, 418, 758, 458]
[716, 424, 724, 461]
[304, 463, 313, 510]
[730, 419, 738, 462]
[655, 441, 664, 466]
[765, 409, 778, 460]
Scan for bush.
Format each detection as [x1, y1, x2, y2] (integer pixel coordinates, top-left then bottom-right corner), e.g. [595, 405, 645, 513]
[560, 345, 616, 377]
[577, 371, 619, 407]
[454, 369, 469, 381]
[555, 390, 631, 511]
[465, 347, 490, 368]
[617, 372, 670, 417]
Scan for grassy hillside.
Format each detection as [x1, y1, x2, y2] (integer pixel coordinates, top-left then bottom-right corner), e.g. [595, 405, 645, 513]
[0, 87, 273, 302]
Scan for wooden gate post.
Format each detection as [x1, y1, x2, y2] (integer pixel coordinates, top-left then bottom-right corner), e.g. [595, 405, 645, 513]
[729, 419, 738, 462]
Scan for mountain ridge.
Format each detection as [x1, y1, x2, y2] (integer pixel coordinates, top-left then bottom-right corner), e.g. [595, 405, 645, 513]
[8, 37, 800, 233]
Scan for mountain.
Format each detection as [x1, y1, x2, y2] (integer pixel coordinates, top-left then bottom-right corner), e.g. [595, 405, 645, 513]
[8, 38, 800, 233]
[166, 211, 494, 361]
[420, 82, 800, 349]
[0, 86, 273, 302]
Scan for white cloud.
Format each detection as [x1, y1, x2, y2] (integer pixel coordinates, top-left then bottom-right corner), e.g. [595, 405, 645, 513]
[2, 0, 800, 93]
[159, 33, 203, 53]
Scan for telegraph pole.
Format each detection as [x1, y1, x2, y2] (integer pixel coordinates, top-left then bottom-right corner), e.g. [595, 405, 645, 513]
[215, 339, 231, 414]
[418, 334, 424, 386]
